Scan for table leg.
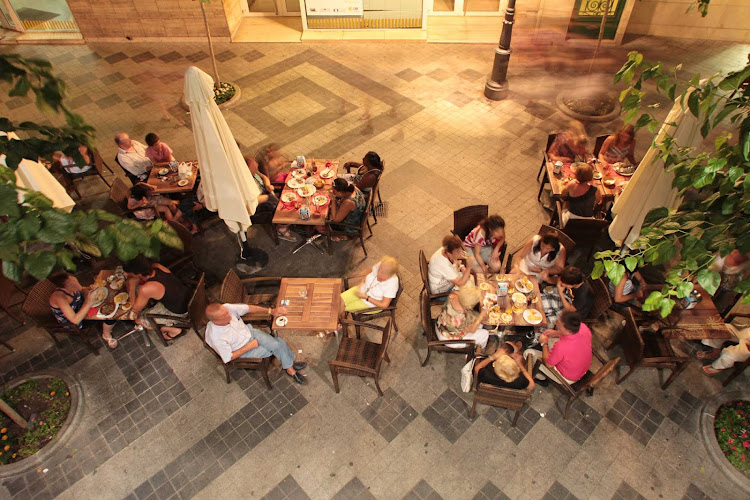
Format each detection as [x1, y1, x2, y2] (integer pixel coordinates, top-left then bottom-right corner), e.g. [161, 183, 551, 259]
[291, 227, 325, 254]
[117, 325, 151, 348]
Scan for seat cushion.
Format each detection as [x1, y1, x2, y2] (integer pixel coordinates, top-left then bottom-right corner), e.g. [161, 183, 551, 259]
[335, 337, 380, 369]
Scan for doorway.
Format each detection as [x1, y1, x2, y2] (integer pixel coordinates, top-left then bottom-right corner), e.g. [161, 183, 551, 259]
[567, 0, 626, 40]
[1, 0, 79, 32]
[244, 0, 300, 16]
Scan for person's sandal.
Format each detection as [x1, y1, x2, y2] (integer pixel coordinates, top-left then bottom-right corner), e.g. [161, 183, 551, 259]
[702, 365, 720, 376]
[696, 350, 719, 360]
[103, 335, 118, 349]
[278, 231, 296, 242]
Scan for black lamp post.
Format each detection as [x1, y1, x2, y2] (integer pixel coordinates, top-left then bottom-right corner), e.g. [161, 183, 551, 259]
[484, 0, 517, 101]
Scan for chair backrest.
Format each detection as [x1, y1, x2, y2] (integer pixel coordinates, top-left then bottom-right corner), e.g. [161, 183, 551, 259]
[592, 134, 609, 157]
[188, 273, 208, 339]
[359, 189, 374, 233]
[115, 154, 140, 186]
[452, 205, 489, 242]
[91, 148, 108, 177]
[220, 268, 243, 303]
[580, 357, 620, 393]
[539, 224, 576, 254]
[420, 290, 439, 342]
[587, 277, 613, 321]
[167, 220, 192, 255]
[561, 218, 610, 249]
[21, 279, 58, 324]
[109, 177, 130, 208]
[374, 318, 393, 371]
[545, 133, 559, 153]
[419, 250, 431, 294]
[620, 308, 645, 365]
[391, 274, 404, 307]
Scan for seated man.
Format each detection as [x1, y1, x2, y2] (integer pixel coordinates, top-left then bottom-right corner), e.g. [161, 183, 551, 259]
[115, 132, 153, 182]
[205, 303, 307, 384]
[428, 235, 473, 296]
[524, 311, 592, 386]
[124, 259, 190, 341]
[540, 266, 593, 329]
[699, 324, 750, 376]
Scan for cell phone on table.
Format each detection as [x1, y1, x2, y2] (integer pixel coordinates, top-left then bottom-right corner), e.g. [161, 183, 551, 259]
[280, 299, 290, 306]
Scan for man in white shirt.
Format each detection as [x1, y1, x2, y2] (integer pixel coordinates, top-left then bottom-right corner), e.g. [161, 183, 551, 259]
[115, 132, 152, 181]
[428, 235, 473, 295]
[205, 303, 307, 384]
[700, 324, 750, 376]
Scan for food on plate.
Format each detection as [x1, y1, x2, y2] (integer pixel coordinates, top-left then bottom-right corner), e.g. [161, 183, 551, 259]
[89, 287, 108, 306]
[121, 302, 132, 312]
[297, 185, 316, 197]
[114, 292, 128, 304]
[523, 308, 543, 324]
[489, 305, 501, 315]
[100, 303, 115, 316]
[177, 179, 189, 187]
[275, 316, 288, 327]
[281, 192, 297, 203]
[614, 162, 636, 176]
[479, 282, 493, 291]
[593, 171, 602, 180]
[313, 195, 328, 206]
[109, 277, 125, 290]
[158, 168, 169, 176]
[512, 292, 526, 304]
[501, 313, 513, 323]
[320, 168, 334, 179]
[313, 178, 325, 189]
[603, 179, 616, 187]
[291, 169, 306, 178]
[488, 312, 500, 322]
[287, 178, 305, 189]
[515, 278, 533, 293]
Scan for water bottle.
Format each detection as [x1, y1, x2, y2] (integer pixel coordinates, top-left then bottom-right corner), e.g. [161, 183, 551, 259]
[300, 199, 310, 220]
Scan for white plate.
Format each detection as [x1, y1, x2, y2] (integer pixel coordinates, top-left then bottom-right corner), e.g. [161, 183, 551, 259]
[511, 292, 526, 304]
[114, 292, 128, 304]
[523, 308, 543, 325]
[296, 185, 316, 198]
[177, 179, 189, 187]
[281, 192, 298, 203]
[158, 168, 169, 176]
[89, 287, 108, 307]
[479, 282, 493, 291]
[483, 293, 498, 307]
[275, 316, 288, 327]
[287, 178, 305, 189]
[312, 195, 328, 206]
[320, 168, 334, 179]
[291, 169, 306, 179]
[593, 172, 602, 180]
[614, 163, 636, 176]
[515, 279, 533, 294]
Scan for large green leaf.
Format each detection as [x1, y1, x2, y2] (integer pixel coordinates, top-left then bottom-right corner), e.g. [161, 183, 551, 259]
[0, 184, 20, 217]
[696, 269, 721, 296]
[23, 251, 57, 281]
[2, 260, 21, 282]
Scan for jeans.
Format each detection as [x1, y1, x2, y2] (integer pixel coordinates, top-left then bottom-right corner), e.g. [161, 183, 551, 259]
[240, 328, 295, 369]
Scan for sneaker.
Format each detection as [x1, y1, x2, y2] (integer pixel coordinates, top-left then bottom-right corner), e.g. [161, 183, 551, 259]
[288, 372, 306, 385]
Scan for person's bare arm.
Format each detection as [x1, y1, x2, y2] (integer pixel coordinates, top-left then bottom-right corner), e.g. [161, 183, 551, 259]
[549, 248, 567, 275]
[471, 245, 487, 272]
[229, 339, 259, 360]
[451, 264, 473, 288]
[52, 292, 94, 325]
[513, 239, 538, 272]
[557, 282, 576, 312]
[132, 281, 162, 316]
[330, 199, 355, 224]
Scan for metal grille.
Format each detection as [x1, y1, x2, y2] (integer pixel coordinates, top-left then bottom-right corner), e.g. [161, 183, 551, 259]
[307, 17, 421, 29]
[577, 0, 619, 16]
[21, 19, 79, 31]
[373, 201, 387, 217]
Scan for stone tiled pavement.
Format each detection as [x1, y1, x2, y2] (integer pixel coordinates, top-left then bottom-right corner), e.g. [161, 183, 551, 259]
[1, 36, 750, 499]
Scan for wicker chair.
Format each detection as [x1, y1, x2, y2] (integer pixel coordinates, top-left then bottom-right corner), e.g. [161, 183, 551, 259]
[108, 178, 139, 218]
[344, 161, 384, 225]
[189, 273, 274, 389]
[419, 290, 475, 366]
[584, 277, 612, 326]
[505, 224, 576, 274]
[21, 279, 100, 354]
[219, 268, 280, 330]
[343, 274, 403, 335]
[547, 357, 620, 420]
[537, 133, 559, 182]
[469, 354, 534, 424]
[610, 308, 689, 390]
[329, 319, 392, 396]
[325, 191, 373, 257]
[451, 205, 488, 241]
[419, 249, 451, 305]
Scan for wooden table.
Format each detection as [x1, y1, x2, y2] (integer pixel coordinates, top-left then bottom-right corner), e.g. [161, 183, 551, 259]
[475, 273, 548, 328]
[146, 161, 199, 195]
[541, 157, 631, 203]
[644, 284, 733, 340]
[87, 270, 136, 322]
[272, 159, 339, 253]
[273, 277, 342, 333]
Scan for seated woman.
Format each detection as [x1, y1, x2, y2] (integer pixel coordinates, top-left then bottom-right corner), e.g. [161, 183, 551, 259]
[608, 269, 645, 311]
[343, 151, 383, 196]
[316, 178, 366, 241]
[474, 340, 535, 390]
[560, 163, 602, 227]
[464, 215, 506, 274]
[51, 145, 94, 174]
[144, 132, 176, 168]
[338, 256, 399, 329]
[548, 122, 589, 163]
[246, 157, 294, 242]
[48, 272, 117, 349]
[598, 124, 637, 168]
[511, 233, 566, 283]
[127, 184, 182, 222]
[255, 143, 290, 183]
[436, 286, 490, 351]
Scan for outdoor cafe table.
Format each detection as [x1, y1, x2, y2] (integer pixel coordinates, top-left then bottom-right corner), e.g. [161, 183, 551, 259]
[541, 157, 631, 203]
[272, 159, 339, 254]
[272, 277, 342, 333]
[644, 284, 733, 341]
[87, 270, 137, 322]
[475, 273, 548, 328]
[145, 160, 199, 195]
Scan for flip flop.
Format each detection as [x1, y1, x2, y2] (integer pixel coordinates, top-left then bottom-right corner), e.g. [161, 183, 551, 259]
[162, 330, 182, 341]
[278, 231, 297, 242]
[702, 365, 720, 376]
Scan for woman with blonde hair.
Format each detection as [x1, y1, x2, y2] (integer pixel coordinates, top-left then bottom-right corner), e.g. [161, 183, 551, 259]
[559, 162, 601, 226]
[474, 339, 534, 389]
[436, 285, 490, 350]
[339, 256, 400, 319]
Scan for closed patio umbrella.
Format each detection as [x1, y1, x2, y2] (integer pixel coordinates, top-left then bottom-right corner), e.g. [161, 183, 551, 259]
[608, 98, 702, 247]
[183, 66, 267, 271]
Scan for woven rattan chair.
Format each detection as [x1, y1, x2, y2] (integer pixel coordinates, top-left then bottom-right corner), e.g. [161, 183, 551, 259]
[547, 357, 620, 420]
[325, 191, 374, 257]
[419, 290, 475, 366]
[21, 279, 100, 354]
[343, 274, 403, 335]
[469, 354, 534, 424]
[190, 273, 274, 389]
[108, 177, 140, 218]
[344, 161, 384, 224]
[610, 308, 689, 390]
[329, 319, 392, 396]
[505, 224, 575, 274]
[219, 269, 280, 330]
[451, 205, 488, 241]
[584, 277, 612, 326]
[419, 249, 451, 306]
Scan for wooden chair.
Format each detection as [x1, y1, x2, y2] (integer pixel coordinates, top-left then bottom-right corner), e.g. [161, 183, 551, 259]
[143, 282, 196, 348]
[219, 268, 280, 330]
[452, 205, 488, 241]
[344, 161, 384, 225]
[329, 319, 392, 397]
[108, 178, 139, 218]
[547, 357, 620, 420]
[419, 249, 451, 305]
[559, 210, 610, 260]
[584, 277, 613, 326]
[505, 224, 576, 274]
[537, 133, 558, 182]
[344, 274, 403, 335]
[610, 308, 689, 390]
[592, 134, 609, 158]
[189, 273, 274, 389]
[325, 192, 373, 257]
[469, 354, 534, 425]
[419, 290, 475, 366]
[160, 221, 197, 278]
[21, 279, 100, 354]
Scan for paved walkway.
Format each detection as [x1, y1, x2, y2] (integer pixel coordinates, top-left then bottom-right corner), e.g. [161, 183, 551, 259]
[1, 36, 749, 500]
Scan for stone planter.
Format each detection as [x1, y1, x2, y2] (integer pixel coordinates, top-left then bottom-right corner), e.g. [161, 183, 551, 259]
[556, 91, 621, 124]
[700, 389, 750, 495]
[179, 82, 241, 112]
[0, 370, 84, 478]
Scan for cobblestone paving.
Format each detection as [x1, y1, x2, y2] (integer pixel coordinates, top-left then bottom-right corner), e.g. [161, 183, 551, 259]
[1, 35, 749, 499]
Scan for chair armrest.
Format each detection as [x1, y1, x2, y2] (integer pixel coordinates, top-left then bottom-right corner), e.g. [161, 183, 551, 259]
[237, 276, 283, 285]
[642, 355, 690, 363]
[343, 275, 367, 289]
[340, 319, 388, 333]
[328, 360, 376, 374]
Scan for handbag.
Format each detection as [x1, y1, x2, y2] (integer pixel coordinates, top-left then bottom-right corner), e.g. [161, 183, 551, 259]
[460, 358, 476, 393]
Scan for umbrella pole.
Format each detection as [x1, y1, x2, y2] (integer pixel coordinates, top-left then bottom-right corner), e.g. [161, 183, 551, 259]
[236, 231, 269, 275]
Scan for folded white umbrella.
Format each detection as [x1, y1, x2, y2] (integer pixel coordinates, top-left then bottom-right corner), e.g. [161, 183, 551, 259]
[609, 98, 702, 247]
[183, 66, 259, 233]
[1, 131, 75, 213]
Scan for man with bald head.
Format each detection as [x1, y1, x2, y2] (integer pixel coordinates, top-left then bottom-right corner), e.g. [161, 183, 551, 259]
[205, 302, 307, 385]
[115, 132, 152, 181]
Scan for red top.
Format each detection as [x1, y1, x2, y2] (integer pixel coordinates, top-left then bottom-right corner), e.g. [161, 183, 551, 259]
[547, 323, 592, 381]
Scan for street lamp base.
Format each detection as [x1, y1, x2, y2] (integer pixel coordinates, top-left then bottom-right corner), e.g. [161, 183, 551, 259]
[484, 79, 509, 101]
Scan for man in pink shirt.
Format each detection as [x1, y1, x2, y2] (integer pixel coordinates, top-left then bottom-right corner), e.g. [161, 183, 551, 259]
[524, 311, 592, 386]
[144, 132, 175, 167]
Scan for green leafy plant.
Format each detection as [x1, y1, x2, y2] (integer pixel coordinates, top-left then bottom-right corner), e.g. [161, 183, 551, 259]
[214, 82, 236, 105]
[592, 50, 750, 316]
[715, 400, 750, 473]
[0, 53, 183, 282]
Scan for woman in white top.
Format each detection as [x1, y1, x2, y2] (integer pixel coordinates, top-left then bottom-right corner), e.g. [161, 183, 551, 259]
[428, 234, 473, 295]
[511, 233, 566, 283]
[51, 146, 94, 174]
[339, 256, 399, 323]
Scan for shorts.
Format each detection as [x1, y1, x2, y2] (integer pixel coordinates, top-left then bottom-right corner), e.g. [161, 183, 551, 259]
[341, 287, 381, 314]
[143, 302, 188, 328]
